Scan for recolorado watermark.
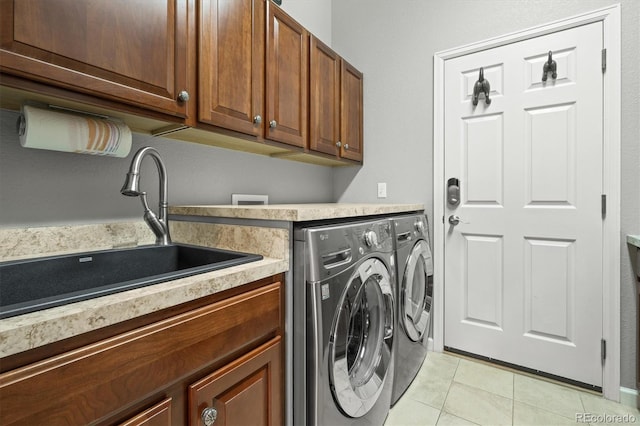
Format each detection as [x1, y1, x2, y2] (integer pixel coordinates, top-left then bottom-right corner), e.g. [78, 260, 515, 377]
[576, 413, 637, 423]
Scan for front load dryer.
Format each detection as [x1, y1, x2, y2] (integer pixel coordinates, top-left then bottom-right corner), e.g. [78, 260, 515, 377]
[391, 214, 433, 405]
[294, 218, 396, 426]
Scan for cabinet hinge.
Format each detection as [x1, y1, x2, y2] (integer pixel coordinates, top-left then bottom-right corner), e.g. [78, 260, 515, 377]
[601, 338, 607, 362]
[601, 194, 607, 217]
[442, 216, 445, 224]
[602, 48, 607, 72]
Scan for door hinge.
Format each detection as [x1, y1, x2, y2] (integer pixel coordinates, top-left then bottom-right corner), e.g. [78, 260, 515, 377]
[602, 48, 607, 72]
[601, 194, 607, 217]
[601, 338, 607, 362]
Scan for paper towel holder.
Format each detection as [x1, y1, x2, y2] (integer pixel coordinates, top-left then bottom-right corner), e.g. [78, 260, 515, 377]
[16, 114, 26, 137]
[17, 103, 132, 158]
[17, 102, 115, 137]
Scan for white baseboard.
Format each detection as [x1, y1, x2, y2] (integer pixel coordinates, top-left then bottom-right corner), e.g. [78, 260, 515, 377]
[620, 387, 638, 409]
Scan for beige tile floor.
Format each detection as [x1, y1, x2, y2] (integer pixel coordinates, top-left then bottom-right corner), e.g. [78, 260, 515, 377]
[385, 351, 640, 426]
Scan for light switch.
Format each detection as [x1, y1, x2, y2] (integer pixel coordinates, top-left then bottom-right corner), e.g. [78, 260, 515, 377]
[377, 182, 387, 198]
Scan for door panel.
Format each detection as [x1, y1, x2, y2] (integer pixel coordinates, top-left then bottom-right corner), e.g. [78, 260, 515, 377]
[463, 114, 504, 205]
[1, 0, 192, 118]
[524, 48, 577, 91]
[444, 22, 603, 386]
[199, 0, 264, 136]
[309, 36, 340, 156]
[462, 234, 504, 329]
[188, 338, 282, 426]
[523, 238, 575, 342]
[340, 60, 364, 162]
[266, 3, 308, 148]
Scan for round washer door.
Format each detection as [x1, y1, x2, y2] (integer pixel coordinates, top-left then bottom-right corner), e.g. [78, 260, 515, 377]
[402, 239, 433, 341]
[329, 257, 394, 418]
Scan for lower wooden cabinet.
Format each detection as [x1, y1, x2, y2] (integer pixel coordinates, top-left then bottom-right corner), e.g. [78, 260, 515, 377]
[0, 276, 283, 426]
[119, 398, 173, 426]
[189, 338, 282, 426]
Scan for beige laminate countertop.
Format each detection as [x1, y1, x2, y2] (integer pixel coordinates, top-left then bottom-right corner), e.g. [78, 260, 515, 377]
[0, 221, 289, 358]
[0, 257, 287, 358]
[169, 203, 424, 221]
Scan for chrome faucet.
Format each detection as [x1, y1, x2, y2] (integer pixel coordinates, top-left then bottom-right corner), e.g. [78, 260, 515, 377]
[121, 147, 171, 245]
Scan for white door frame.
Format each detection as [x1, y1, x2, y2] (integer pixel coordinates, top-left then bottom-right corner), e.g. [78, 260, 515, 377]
[433, 5, 621, 400]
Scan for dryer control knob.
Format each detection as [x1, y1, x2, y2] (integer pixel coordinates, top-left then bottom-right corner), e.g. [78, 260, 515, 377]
[364, 230, 379, 247]
[415, 220, 425, 233]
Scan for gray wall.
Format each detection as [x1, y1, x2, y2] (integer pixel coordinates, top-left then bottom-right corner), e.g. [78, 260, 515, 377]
[0, 0, 335, 227]
[0, 110, 334, 225]
[331, 0, 640, 391]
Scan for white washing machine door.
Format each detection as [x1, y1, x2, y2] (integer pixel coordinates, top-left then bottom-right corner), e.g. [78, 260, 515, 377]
[329, 257, 394, 418]
[402, 240, 433, 341]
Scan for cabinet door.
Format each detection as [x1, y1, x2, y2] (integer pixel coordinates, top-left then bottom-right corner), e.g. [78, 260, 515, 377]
[199, 0, 264, 136]
[0, 0, 193, 119]
[119, 398, 173, 426]
[340, 60, 364, 162]
[309, 36, 340, 157]
[189, 338, 282, 426]
[265, 3, 308, 148]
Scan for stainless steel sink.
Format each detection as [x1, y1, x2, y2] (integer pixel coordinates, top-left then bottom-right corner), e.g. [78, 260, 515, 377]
[0, 244, 262, 319]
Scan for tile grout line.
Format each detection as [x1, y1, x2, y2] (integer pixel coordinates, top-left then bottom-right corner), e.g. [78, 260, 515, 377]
[439, 357, 466, 425]
[512, 373, 515, 426]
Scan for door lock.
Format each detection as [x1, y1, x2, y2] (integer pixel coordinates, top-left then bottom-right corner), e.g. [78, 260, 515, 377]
[447, 178, 460, 206]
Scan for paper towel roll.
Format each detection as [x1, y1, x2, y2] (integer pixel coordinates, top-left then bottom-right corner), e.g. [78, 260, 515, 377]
[18, 105, 132, 158]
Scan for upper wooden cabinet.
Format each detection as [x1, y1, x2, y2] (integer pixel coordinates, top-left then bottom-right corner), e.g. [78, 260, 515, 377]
[309, 36, 340, 157]
[340, 60, 364, 162]
[198, 0, 311, 151]
[198, 0, 265, 136]
[0, 0, 194, 120]
[0, 0, 362, 164]
[309, 36, 364, 163]
[265, 2, 309, 148]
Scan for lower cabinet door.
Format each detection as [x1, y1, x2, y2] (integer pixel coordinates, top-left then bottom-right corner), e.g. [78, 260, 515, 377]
[119, 398, 173, 426]
[189, 337, 282, 426]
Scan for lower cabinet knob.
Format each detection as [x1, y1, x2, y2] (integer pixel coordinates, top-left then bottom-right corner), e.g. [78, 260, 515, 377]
[336, 141, 342, 148]
[344, 143, 350, 150]
[201, 407, 218, 426]
[269, 120, 277, 129]
[177, 90, 190, 102]
[253, 115, 262, 124]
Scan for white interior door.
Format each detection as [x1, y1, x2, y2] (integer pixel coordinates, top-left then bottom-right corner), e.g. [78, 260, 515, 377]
[443, 22, 604, 387]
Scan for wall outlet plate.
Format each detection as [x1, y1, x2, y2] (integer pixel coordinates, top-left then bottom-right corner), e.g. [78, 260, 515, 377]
[231, 194, 269, 205]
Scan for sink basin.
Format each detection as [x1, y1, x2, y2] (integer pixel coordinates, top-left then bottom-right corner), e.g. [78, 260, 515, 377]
[0, 244, 263, 319]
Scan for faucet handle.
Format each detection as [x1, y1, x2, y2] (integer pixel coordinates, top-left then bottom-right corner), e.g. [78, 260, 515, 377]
[139, 192, 151, 211]
[139, 193, 169, 243]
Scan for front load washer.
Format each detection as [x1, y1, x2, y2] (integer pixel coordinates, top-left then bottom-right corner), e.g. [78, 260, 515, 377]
[293, 218, 395, 426]
[391, 214, 433, 405]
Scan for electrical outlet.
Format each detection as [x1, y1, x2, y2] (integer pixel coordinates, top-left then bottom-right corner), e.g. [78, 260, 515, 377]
[377, 182, 387, 198]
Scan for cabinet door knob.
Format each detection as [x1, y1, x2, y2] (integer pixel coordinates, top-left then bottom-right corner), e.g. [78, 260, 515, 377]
[269, 120, 277, 129]
[177, 90, 190, 102]
[201, 407, 218, 426]
[336, 141, 342, 148]
[253, 115, 262, 124]
[344, 143, 350, 150]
